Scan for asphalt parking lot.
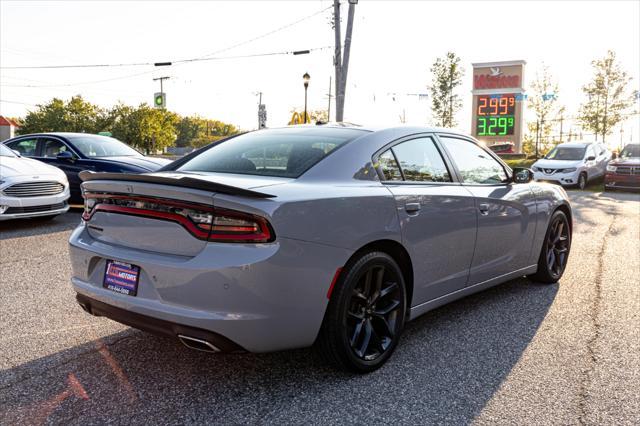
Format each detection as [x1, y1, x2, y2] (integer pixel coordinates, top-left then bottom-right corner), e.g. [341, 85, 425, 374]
[1, 191, 638, 425]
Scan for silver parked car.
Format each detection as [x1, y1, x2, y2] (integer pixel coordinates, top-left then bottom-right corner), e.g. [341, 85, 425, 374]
[531, 141, 611, 189]
[69, 125, 572, 372]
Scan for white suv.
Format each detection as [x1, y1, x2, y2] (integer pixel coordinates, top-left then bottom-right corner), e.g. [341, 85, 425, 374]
[531, 142, 611, 189]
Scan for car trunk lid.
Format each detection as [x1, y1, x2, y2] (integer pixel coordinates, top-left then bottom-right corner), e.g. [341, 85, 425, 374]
[80, 171, 281, 256]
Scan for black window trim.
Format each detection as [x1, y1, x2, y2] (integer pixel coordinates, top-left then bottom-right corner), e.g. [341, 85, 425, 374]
[372, 133, 459, 186]
[435, 132, 513, 187]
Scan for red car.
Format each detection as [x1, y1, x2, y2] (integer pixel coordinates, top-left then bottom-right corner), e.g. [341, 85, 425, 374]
[605, 144, 640, 191]
[488, 141, 515, 154]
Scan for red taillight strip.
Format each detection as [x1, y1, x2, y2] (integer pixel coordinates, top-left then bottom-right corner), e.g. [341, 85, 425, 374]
[85, 203, 211, 239]
[83, 193, 273, 243]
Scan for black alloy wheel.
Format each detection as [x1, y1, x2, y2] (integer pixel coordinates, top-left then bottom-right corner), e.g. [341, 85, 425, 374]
[347, 264, 403, 361]
[530, 210, 571, 283]
[317, 251, 407, 373]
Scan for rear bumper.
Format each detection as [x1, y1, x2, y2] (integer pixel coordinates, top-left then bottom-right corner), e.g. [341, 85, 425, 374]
[68, 223, 351, 353]
[76, 293, 245, 352]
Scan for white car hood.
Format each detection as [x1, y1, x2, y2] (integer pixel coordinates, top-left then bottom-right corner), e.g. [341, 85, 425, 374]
[533, 159, 582, 169]
[0, 156, 65, 179]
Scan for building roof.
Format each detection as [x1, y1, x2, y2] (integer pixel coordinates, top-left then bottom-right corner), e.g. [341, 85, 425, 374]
[0, 116, 19, 127]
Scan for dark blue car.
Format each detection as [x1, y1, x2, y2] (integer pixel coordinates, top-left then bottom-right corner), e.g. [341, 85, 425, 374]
[3, 133, 172, 204]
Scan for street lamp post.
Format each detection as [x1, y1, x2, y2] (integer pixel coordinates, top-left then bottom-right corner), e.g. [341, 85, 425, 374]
[303, 72, 310, 124]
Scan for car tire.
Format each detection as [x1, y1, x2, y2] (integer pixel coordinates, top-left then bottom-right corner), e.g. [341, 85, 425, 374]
[530, 210, 571, 284]
[316, 251, 407, 373]
[577, 172, 587, 190]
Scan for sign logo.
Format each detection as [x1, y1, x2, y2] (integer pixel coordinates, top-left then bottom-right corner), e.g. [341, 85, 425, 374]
[474, 73, 520, 90]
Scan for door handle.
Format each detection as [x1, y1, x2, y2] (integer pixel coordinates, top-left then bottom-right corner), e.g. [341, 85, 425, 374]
[405, 202, 421, 213]
[478, 203, 490, 215]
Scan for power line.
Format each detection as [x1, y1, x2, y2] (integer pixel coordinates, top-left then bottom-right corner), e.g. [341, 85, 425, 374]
[194, 5, 331, 60]
[0, 46, 332, 89]
[0, 6, 332, 71]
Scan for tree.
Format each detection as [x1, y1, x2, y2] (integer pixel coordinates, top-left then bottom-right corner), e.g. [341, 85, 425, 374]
[579, 50, 637, 143]
[429, 52, 464, 127]
[17, 96, 109, 134]
[175, 115, 209, 147]
[110, 104, 179, 153]
[526, 65, 564, 156]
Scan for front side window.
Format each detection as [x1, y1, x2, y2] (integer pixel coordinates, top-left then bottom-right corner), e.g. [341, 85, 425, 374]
[41, 139, 69, 158]
[177, 128, 365, 178]
[7, 138, 37, 156]
[391, 137, 451, 182]
[439, 136, 508, 184]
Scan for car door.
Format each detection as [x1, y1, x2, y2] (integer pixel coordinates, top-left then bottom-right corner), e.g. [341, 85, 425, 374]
[584, 144, 598, 179]
[596, 144, 609, 177]
[437, 135, 537, 285]
[36, 137, 89, 202]
[375, 135, 477, 304]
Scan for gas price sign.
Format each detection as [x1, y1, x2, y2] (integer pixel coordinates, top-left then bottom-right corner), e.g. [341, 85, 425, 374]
[475, 94, 515, 136]
[471, 60, 525, 152]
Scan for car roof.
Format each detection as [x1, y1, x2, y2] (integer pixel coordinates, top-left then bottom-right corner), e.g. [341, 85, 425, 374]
[10, 132, 102, 138]
[272, 123, 471, 136]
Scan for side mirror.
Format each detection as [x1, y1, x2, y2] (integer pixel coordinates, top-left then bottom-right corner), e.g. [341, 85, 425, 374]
[56, 151, 75, 161]
[512, 167, 534, 184]
[11, 149, 21, 157]
[586, 156, 596, 161]
[611, 152, 618, 160]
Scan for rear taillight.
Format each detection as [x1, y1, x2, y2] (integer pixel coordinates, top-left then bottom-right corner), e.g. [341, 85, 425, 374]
[82, 193, 273, 243]
[201, 208, 272, 242]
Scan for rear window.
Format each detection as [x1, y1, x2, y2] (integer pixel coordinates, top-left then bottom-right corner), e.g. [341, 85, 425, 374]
[177, 127, 365, 178]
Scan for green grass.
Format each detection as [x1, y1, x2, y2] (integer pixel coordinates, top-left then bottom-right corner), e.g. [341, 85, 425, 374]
[503, 158, 536, 169]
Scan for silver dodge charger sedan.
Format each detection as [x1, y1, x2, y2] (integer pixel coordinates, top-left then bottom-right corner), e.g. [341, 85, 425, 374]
[69, 125, 572, 372]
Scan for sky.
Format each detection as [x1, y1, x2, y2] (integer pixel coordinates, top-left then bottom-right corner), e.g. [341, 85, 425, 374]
[1, 0, 639, 146]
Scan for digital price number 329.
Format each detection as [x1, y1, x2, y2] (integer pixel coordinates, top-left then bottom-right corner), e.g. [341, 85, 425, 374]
[475, 95, 516, 136]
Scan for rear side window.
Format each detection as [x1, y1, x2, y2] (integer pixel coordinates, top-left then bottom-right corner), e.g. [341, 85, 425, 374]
[391, 137, 451, 182]
[377, 150, 402, 181]
[6, 138, 37, 156]
[177, 128, 364, 178]
[439, 136, 508, 184]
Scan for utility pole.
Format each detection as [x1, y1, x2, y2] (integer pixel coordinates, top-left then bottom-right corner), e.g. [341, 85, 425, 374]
[153, 76, 170, 94]
[333, 0, 357, 122]
[327, 76, 333, 121]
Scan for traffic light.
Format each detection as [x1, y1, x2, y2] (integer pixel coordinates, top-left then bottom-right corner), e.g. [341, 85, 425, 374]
[154, 92, 166, 109]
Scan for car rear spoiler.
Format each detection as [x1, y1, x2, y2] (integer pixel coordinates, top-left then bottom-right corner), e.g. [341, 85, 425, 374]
[79, 171, 276, 199]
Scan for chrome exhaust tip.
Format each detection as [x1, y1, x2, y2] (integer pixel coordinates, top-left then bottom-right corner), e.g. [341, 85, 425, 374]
[77, 301, 91, 314]
[177, 334, 221, 353]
